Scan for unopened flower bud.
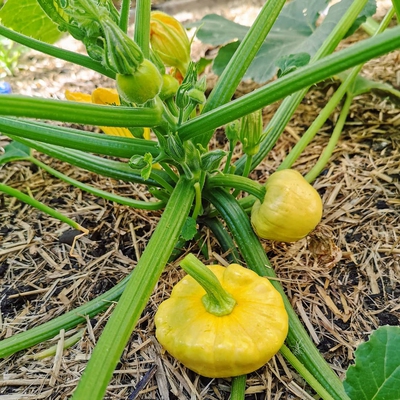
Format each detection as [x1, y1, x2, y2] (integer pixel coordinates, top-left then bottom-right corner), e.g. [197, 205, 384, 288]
[150, 11, 190, 76]
[239, 109, 263, 156]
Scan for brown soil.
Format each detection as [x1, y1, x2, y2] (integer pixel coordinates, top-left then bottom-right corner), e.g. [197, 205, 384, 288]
[1, 1, 400, 399]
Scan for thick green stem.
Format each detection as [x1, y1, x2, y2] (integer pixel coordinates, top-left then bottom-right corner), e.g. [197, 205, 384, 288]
[392, 0, 400, 23]
[179, 25, 400, 142]
[0, 117, 159, 158]
[134, 0, 151, 58]
[234, 0, 370, 174]
[180, 254, 236, 317]
[198, 0, 287, 147]
[0, 95, 164, 127]
[280, 344, 335, 400]
[10, 136, 169, 189]
[30, 157, 165, 210]
[205, 188, 350, 400]
[278, 77, 351, 171]
[230, 375, 247, 400]
[0, 274, 131, 358]
[119, 0, 131, 33]
[0, 183, 88, 234]
[71, 177, 195, 400]
[305, 94, 353, 183]
[206, 174, 265, 202]
[0, 25, 114, 79]
[280, 6, 395, 174]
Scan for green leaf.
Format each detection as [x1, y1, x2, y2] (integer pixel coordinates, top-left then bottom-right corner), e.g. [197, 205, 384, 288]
[0, 140, 31, 164]
[0, 0, 63, 43]
[337, 71, 400, 99]
[141, 153, 153, 181]
[344, 326, 400, 400]
[196, 0, 376, 83]
[181, 217, 198, 241]
[276, 53, 311, 78]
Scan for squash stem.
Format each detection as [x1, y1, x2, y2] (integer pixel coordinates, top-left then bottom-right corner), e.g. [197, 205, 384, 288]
[230, 375, 247, 400]
[180, 254, 236, 317]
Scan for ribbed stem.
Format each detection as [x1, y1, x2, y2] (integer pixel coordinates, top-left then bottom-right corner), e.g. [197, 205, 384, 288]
[180, 254, 236, 317]
[0, 24, 114, 78]
[205, 188, 350, 400]
[72, 177, 195, 400]
[0, 117, 159, 158]
[179, 25, 400, 142]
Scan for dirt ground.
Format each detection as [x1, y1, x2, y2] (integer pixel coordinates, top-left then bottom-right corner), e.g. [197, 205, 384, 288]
[1, 1, 400, 399]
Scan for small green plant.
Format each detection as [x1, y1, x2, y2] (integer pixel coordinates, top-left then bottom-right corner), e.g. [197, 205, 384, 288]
[0, 0, 399, 399]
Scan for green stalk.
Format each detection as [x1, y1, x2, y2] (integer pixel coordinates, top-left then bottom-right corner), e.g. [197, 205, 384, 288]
[305, 93, 353, 183]
[72, 177, 195, 400]
[10, 136, 169, 189]
[0, 25, 114, 79]
[280, 6, 395, 173]
[32, 329, 85, 360]
[201, 217, 241, 264]
[206, 174, 265, 202]
[277, 76, 351, 171]
[233, 0, 370, 174]
[230, 375, 247, 400]
[198, 0, 287, 147]
[280, 344, 335, 400]
[179, 25, 400, 142]
[0, 275, 130, 358]
[205, 188, 350, 400]
[30, 156, 165, 210]
[0, 117, 159, 158]
[119, 0, 132, 33]
[241, 155, 253, 178]
[392, 0, 400, 23]
[180, 254, 236, 317]
[159, 162, 179, 183]
[134, 0, 151, 58]
[0, 95, 163, 127]
[362, 17, 380, 36]
[0, 183, 88, 234]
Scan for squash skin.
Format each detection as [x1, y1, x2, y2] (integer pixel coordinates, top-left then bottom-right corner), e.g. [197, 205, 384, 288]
[116, 59, 162, 105]
[155, 264, 288, 378]
[251, 169, 323, 242]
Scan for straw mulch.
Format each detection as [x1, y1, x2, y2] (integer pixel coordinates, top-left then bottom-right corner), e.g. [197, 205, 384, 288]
[1, 2, 399, 399]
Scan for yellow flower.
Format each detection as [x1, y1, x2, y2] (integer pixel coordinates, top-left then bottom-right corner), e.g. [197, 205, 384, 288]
[65, 88, 150, 139]
[150, 11, 190, 76]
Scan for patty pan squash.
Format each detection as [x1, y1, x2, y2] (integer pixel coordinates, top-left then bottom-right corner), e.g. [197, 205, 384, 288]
[155, 255, 288, 378]
[251, 169, 323, 242]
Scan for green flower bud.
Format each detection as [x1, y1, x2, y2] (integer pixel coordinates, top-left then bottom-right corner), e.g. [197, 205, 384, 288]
[102, 16, 144, 75]
[238, 109, 263, 156]
[225, 120, 240, 143]
[166, 133, 186, 162]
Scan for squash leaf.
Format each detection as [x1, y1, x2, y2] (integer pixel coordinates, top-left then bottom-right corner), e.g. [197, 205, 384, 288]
[0, 0, 63, 43]
[181, 217, 198, 241]
[0, 140, 31, 165]
[193, 0, 376, 83]
[337, 71, 400, 100]
[344, 326, 400, 400]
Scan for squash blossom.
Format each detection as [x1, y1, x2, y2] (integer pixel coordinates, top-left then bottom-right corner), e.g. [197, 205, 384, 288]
[65, 88, 150, 139]
[251, 169, 323, 242]
[155, 254, 288, 378]
[150, 11, 190, 76]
